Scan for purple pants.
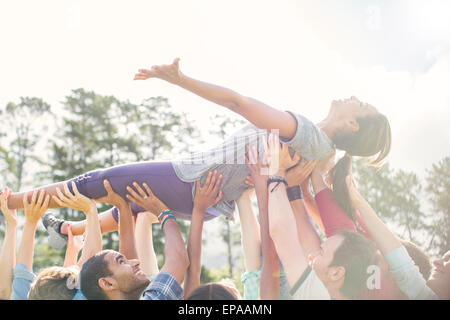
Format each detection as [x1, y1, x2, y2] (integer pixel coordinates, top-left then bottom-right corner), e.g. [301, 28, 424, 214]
[68, 161, 219, 221]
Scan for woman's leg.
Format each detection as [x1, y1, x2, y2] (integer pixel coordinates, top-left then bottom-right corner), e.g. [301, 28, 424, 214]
[8, 162, 196, 219]
[7, 181, 69, 209]
[59, 209, 119, 236]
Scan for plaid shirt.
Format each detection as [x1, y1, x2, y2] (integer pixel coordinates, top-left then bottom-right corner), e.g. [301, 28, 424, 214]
[241, 269, 261, 300]
[241, 268, 293, 300]
[142, 271, 184, 300]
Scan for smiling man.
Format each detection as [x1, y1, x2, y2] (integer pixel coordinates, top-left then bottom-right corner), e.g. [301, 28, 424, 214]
[79, 181, 189, 300]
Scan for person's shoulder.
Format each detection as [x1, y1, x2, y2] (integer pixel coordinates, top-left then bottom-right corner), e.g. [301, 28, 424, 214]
[142, 271, 184, 300]
[290, 267, 330, 300]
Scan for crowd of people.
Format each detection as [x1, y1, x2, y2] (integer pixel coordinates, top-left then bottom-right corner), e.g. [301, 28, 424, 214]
[0, 59, 448, 300]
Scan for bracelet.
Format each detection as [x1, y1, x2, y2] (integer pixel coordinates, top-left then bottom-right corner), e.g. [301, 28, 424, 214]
[267, 176, 288, 192]
[287, 185, 303, 201]
[161, 214, 177, 231]
[158, 210, 172, 223]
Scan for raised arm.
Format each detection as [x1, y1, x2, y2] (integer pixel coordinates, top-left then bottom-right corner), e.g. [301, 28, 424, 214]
[246, 145, 279, 299]
[94, 180, 137, 260]
[345, 175, 439, 300]
[126, 182, 190, 285]
[134, 58, 297, 140]
[0, 188, 18, 299]
[53, 182, 102, 266]
[285, 160, 322, 257]
[17, 190, 50, 271]
[236, 188, 261, 273]
[265, 135, 309, 288]
[184, 171, 223, 298]
[135, 211, 159, 276]
[63, 225, 84, 268]
[345, 176, 400, 254]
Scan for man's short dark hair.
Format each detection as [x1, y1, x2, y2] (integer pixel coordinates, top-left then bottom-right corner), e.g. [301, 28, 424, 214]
[79, 250, 114, 300]
[330, 230, 378, 299]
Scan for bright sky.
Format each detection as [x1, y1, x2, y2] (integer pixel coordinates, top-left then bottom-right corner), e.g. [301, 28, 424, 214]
[1, 0, 449, 266]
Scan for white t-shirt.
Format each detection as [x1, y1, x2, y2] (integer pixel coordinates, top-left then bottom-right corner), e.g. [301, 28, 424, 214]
[290, 266, 331, 300]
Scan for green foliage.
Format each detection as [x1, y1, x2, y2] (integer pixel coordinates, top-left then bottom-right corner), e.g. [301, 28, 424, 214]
[0, 97, 53, 190]
[425, 157, 450, 255]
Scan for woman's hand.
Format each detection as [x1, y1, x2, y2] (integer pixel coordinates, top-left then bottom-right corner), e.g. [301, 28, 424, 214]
[286, 160, 318, 187]
[265, 133, 300, 176]
[23, 189, 50, 225]
[126, 182, 169, 216]
[136, 210, 159, 224]
[94, 180, 128, 209]
[53, 182, 96, 215]
[0, 187, 17, 227]
[66, 225, 84, 255]
[245, 144, 269, 189]
[134, 58, 183, 84]
[193, 171, 223, 213]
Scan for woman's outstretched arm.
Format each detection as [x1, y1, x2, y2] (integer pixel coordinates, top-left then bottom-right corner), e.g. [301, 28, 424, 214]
[134, 58, 297, 140]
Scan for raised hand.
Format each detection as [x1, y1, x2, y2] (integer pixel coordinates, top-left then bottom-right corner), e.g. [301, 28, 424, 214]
[134, 58, 182, 84]
[267, 133, 300, 173]
[126, 182, 169, 216]
[94, 179, 128, 209]
[193, 171, 223, 213]
[23, 189, 50, 225]
[52, 181, 96, 214]
[67, 225, 85, 254]
[0, 187, 17, 227]
[245, 143, 269, 189]
[286, 159, 318, 187]
[67, 225, 84, 255]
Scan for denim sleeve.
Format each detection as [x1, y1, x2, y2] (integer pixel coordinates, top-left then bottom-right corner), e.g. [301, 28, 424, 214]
[384, 246, 438, 300]
[11, 263, 36, 300]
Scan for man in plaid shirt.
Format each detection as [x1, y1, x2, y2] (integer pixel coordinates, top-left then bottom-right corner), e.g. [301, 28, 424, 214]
[79, 181, 189, 300]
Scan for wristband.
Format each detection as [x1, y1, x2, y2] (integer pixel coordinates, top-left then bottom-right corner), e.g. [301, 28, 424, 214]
[161, 214, 177, 231]
[267, 176, 288, 192]
[287, 185, 303, 201]
[158, 210, 172, 223]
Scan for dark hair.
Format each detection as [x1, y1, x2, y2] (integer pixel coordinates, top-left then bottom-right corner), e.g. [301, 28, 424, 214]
[330, 155, 356, 222]
[28, 267, 78, 300]
[330, 230, 378, 299]
[333, 113, 391, 166]
[401, 240, 432, 280]
[79, 251, 114, 300]
[186, 283, 238, 300]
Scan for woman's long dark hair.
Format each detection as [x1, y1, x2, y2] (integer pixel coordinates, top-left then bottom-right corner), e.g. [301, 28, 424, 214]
[333, 112, 391, 166]
[330, 154, 356, 222]
[331, 111, 391, 221]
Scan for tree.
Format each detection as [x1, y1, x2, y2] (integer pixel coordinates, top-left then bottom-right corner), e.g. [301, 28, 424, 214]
[353, 159, 427, 247]
[425, 157, 450, 256]
[0, 97, 52, 190]
[46, 89, 199, 252]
